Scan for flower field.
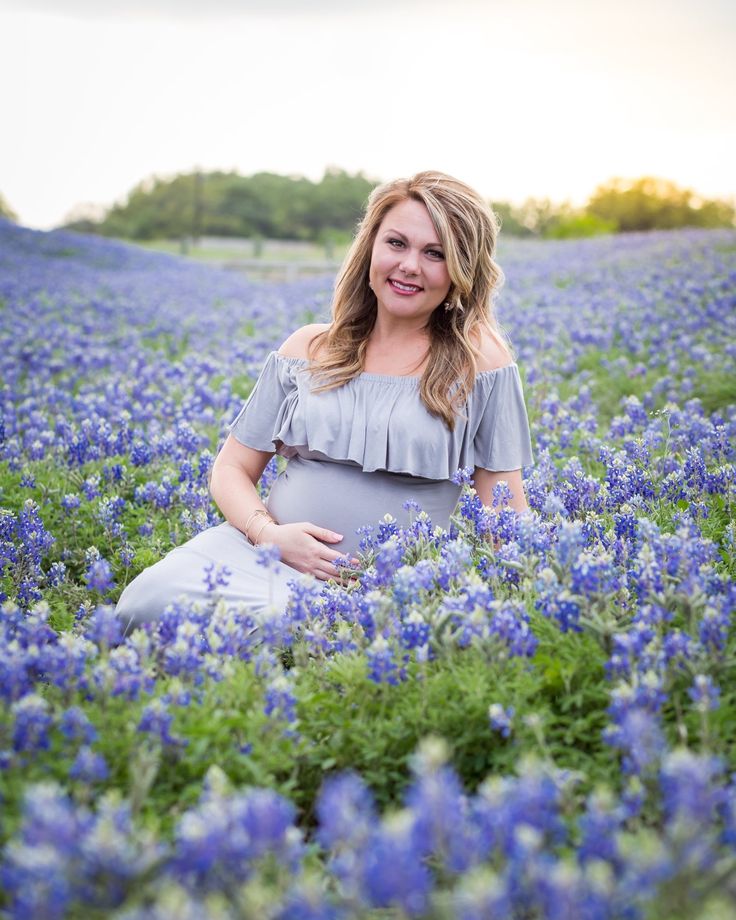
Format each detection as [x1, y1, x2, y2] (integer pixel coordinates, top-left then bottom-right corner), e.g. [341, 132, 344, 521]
[1, 217, 735, 919]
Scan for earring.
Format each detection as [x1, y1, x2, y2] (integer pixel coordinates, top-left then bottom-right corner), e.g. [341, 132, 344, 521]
[444, 297, 464, 313]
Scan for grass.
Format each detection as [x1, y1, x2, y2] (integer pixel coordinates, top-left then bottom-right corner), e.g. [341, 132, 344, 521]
[138, 236, 351, 265]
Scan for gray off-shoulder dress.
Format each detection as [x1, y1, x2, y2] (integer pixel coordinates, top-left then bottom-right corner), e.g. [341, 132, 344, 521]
[115, 352, 533, 629]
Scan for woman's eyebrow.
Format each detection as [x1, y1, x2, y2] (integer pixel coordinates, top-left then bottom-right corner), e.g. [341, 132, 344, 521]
[383, 228, 443, 249]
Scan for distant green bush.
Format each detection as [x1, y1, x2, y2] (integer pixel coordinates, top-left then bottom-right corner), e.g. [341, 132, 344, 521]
[544, 212, 618, 239]
[0, 191, 17, 222]
[588, 176, 735, 232]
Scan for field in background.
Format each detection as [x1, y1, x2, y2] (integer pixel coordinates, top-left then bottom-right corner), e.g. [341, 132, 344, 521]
[140, 235, 349, 281]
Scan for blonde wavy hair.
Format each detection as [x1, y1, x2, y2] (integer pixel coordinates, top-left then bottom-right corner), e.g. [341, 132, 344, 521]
[308, 170, 508, 429]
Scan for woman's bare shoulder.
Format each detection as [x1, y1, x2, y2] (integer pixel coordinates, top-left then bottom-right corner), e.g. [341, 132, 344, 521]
[277, 323, 331, 359]
[473, 327, 514, 372]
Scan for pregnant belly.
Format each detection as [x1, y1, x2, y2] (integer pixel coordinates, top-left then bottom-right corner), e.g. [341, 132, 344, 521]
[265, 455, 462, 556]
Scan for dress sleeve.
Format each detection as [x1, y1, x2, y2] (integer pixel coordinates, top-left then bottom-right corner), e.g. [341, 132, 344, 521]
[471, 364, 534, 471]
[228, 351, 300, 451]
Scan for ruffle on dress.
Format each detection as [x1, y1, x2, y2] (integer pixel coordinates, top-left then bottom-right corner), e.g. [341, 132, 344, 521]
[228, 351, 534, 479]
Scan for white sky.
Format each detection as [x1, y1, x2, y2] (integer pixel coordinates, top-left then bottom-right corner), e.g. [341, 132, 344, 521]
[2, 0, 735, 229]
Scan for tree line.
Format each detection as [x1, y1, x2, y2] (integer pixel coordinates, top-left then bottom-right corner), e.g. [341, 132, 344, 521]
[64, 168, 377, 244]
[2, 171, 734, 241]
[498, 177, 735, 238]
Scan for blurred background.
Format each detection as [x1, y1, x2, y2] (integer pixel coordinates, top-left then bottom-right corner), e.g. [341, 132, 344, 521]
[2, 0, 735, 271]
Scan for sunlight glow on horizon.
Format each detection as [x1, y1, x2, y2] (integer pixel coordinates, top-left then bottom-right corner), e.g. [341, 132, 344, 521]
[3, 0, 735, 229]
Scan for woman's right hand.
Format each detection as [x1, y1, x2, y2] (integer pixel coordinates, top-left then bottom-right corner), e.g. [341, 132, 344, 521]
[260, 522, 356, 581]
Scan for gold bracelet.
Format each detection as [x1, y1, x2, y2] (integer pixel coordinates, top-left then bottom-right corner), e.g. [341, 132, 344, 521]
[245, 509, 272, 545]
[253, 518, 276, 546]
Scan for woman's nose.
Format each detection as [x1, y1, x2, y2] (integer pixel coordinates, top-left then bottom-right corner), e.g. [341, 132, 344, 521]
[399, 249, 420, 274]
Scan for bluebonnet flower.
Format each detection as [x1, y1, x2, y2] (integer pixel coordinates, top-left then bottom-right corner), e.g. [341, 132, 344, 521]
[84, 554, 116, 595]
[376, 513, 400, 544]
[69, 746, 109, 782]
[400, 610, 431, 651]
[366, 635, 405, 685]
[86, 605, 124, 647]
[534, 566, 580, 634]
[554, 520, 586, 567]
[130, 440, 153, 466]
[455, 487, 490, 536]
[491, 480, 514, 509]
[440, 539, 473, 580]
[405, 737, 478, 873]
[59, 706, 97, 745]
[372, 536, 404, 586]
[137, 699, 184, 747]
[11, 693, 53, 752]
[316, 771, 377, 850]
[92, 645, 154, 700]
[604, 707, 666, 776]
[276, 882, 344, 920]
[489, 703, 514, 738]
[698, 603, 732, 653]
[202, 561, 232, 593]
[287, 575, 324, 623]
[452, 868, 511, 920]
[47, 560, 67, 586]
[451, 467, 475, 486]
[570, 550, 617, 596]
[82, 475, 101, 500]
[1, 784, 83, 919]
[472, 758, 569, 861]
[660, 749, 725, 828]
[688, 674, 721, 712]
[359, 812, 433, 917]
[264, 670, 298, 726]
[170, 778, 302, 893]
[577, 789, 625, 870]
[255, 542, 282, 572]
[118, 543, 135, 566]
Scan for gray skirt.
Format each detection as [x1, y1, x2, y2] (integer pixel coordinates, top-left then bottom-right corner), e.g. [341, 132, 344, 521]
[115, 522, 297, 632]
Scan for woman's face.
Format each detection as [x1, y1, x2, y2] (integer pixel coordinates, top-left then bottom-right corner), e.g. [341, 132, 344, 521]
[368, 198, 452, 325]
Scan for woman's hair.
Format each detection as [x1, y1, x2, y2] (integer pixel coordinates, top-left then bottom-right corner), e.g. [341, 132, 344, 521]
[307, 170, 508, 428]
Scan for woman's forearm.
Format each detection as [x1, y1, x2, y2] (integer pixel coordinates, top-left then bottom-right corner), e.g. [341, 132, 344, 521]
[209, 437, 276, 542]
[210, 463, 273, 541]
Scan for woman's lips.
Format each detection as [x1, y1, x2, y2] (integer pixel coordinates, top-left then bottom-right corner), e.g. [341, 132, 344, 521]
[388, 278, 423, 294]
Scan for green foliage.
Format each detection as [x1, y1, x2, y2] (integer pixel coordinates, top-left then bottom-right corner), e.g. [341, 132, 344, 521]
[544, 212, 618, 239]
[588, 177, 736, 232]
[493, 197, 570, 237]
[495, 179, 735, 239]
[691, 369, 736, 414]
[0, 191, 18, 222]
[67, 168, 377, 243]
[292, 631, 612, 817]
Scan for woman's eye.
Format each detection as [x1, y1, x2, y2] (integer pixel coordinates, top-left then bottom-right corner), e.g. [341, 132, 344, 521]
[426, 249, 445, 260]
[388, 238, 404, 248]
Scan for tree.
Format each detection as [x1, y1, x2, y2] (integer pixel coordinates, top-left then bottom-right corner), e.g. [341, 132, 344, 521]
[587, 177, 735, 232]
[492, 198, 578, 238]
[68, 168, 381, 242]
[0, 192, 17, 222]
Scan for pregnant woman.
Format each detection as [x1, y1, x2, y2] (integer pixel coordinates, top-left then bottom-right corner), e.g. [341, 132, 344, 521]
[115, 170, 534, 630]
